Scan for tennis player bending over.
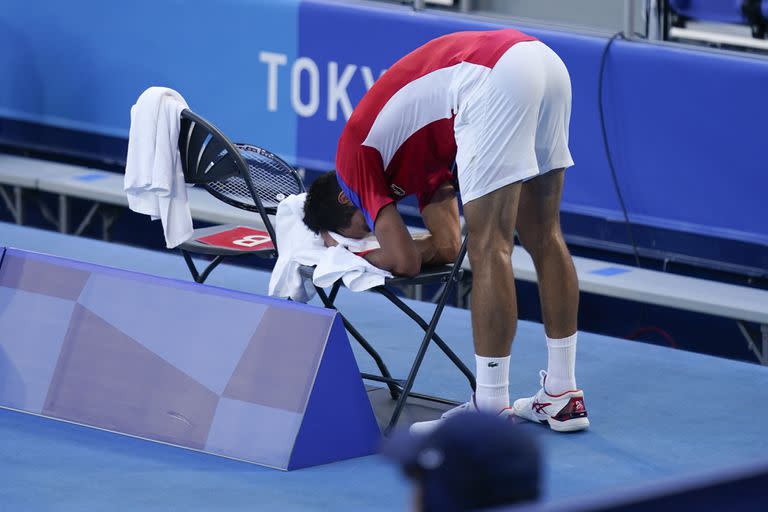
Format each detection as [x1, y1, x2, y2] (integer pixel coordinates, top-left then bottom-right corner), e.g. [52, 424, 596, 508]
[303, 29, 589, 432]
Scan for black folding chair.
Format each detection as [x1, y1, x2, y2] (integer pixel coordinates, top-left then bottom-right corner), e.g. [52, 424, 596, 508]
[176, 109, 305, 283]
[176, 109, 475, 433]
[301, 238, 476, 434]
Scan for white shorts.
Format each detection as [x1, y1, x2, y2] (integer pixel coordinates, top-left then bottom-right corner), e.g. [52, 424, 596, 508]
[454, 40, 574, 204]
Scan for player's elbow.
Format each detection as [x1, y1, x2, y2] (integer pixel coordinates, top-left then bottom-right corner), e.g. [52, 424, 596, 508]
[392, 252, 421, 277]
[438, 239, 462, 264]
[393, 261, 421, 278]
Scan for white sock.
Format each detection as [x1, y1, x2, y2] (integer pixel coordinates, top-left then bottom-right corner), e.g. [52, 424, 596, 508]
[474, 355, 510, 412]
[545, 333, 578, 395]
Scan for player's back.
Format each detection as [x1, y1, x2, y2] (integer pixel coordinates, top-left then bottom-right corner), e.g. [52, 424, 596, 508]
[338, 29, 537, 176]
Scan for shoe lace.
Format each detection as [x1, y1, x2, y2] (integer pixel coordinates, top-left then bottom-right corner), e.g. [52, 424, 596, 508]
[538, 370, 548, 388]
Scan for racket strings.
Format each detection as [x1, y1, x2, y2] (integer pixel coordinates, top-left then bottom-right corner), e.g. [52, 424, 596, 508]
[206, 144, 303, 209]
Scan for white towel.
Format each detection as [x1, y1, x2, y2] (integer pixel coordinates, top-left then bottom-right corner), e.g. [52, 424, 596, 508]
[125, 87, 193, 248]
[327, 231, 381, 253]
[268, 193, 391, 302]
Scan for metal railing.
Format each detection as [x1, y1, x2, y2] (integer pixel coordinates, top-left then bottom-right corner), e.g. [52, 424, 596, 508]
[412, 0, 471, 13]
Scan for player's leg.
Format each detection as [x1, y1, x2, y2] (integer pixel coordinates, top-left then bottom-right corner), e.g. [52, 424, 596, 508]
[455, 41, 547, 414]
[439, 40, 542, 416]
[516, 169, 579, 392]
[512, 170, 587, 432]
[411, 40, 549, 431]
[511, 41, 588, 431]
[463, 182, 522, 412]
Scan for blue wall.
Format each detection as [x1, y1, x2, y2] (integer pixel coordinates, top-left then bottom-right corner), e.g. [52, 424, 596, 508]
[0, 0, 300, 159]
[1, 0, 766, 249]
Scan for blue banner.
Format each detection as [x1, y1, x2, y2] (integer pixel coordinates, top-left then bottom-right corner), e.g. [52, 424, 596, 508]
[1, 0, 766, 247]
[0, 0, 301, 162]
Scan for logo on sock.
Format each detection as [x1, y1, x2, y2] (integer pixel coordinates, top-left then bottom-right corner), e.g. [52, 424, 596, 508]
[487, 362, 499, 367]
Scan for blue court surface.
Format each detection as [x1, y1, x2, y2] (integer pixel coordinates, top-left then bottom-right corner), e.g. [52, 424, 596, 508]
[2, 221, 768, 511]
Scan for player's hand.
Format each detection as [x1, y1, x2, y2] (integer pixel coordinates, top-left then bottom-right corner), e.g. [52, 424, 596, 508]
[321, 231, 339, 248]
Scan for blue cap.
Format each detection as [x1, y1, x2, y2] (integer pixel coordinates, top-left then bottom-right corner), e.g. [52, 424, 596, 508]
[382, 413, 541, 511]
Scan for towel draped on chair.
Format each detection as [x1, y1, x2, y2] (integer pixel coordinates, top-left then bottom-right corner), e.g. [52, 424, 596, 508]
[268, 193, 392, 302]
[124, 87, 192, 248]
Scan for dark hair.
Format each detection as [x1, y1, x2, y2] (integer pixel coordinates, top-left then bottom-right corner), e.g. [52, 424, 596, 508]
[303, 171, 357, 234]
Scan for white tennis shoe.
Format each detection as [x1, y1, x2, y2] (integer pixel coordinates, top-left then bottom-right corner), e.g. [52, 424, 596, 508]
[409, 395, 515, 435]
[512, 370, 589, 432]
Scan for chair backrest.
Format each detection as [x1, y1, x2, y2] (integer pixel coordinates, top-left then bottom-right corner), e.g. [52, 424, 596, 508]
[178, 109, 306, 254]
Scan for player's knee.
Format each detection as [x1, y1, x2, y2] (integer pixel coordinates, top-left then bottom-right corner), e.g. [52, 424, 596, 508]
[468, 238, 513, 269]
[519, 228, 564, 262]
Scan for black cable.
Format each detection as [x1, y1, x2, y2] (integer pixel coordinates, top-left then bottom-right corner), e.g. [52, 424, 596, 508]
[598, 32, 661, 345]
[598, 32, 642, 268]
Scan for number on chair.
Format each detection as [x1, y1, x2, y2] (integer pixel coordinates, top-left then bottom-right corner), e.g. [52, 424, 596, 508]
[232, 234, 271, 248]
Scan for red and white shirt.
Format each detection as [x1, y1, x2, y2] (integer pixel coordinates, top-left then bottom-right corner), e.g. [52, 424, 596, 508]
[336, 28, 537, 230]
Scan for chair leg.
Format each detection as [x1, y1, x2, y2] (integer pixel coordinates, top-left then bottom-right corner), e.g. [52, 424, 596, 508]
[181, 249, 201, 282]
[384, 238, 470, 434]
[377, 287, 476, 391]
[180, 249, 224, 284]
[197, 256, 224, 283]
[315, 285, 400, 400]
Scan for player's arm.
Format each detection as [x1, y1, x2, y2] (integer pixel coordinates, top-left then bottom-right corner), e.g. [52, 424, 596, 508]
[362, 182, 460, 273]
[362, 204, 421, 277]
[416, 181, 462, 265]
